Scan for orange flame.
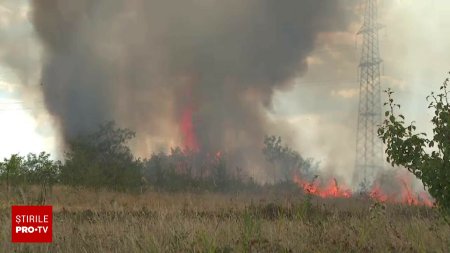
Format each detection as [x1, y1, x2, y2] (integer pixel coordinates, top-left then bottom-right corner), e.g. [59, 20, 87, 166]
[293, 174, 434, 207]
[180, 105, 199, 152]
[369, 183, 389, 202]
[293, 175, 352, 198]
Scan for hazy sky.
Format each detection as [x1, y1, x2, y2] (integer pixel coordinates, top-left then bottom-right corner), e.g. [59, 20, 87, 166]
[0, 0, 59, 158]
[269, 0, 450, 181]
[0, 0, 449, 183]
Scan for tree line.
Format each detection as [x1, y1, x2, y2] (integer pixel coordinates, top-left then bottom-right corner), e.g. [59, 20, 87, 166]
[0, 121, 314, 196]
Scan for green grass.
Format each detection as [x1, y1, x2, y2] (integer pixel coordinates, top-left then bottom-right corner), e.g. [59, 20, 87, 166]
[1, 186, 449, 252]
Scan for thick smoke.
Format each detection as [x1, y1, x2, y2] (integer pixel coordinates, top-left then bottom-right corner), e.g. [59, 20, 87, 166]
[31, 0, 354, 179]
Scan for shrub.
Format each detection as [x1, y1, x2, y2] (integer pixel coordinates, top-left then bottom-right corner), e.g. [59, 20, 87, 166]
[263, 135, 316, 181]
[60, 121, 142, 191]
[378, 73, 450, 214]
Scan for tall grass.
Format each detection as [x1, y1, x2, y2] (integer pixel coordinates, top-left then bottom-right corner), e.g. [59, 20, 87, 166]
[1, 186, 449, 252]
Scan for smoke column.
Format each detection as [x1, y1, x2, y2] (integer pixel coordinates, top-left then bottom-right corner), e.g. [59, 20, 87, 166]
[31, 0, 355, 179]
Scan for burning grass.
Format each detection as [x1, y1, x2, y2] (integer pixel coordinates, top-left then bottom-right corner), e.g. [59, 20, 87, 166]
[1, 186, 449, 252]
[293, 172, 434, 207]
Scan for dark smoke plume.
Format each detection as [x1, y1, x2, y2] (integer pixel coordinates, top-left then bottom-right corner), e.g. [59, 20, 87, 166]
[31, 0, 355, 180]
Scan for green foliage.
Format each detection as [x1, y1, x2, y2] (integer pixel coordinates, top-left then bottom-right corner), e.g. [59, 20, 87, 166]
[24, 152, 61, 204]
[1, 122, 142, 193]
[142, 148, 251, 192]
[263, 135, 316, 181]
[0, 154, 26, 190]
[0, 152, 60, 203]
[143, 148, 196, 190]
[241, 209, 262, 252]
[0, 126, 316, 194]
[378, 73, 450, 214]
[0, 152, 60, 187]
[24, 152, 61, 186]
[60, 121, 142, 191]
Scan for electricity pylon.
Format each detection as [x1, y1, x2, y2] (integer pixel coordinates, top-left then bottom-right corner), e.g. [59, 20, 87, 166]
[354, 0, 384, 190]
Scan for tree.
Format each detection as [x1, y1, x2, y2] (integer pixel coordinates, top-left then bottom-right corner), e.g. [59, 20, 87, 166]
[263, 135, 316, 181]
[0, 152, 62, 203]
[378, 73, 450, 214]
[61, 121, 142, 191]
[24, 152, 61, 203]
[0, 154, 25, 195]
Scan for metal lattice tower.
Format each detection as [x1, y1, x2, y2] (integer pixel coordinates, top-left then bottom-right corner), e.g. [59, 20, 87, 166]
[354, 0, 384, 190]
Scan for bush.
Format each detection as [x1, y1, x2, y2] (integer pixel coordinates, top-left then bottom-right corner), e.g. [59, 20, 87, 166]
[0, 154, 26, 192]
[24, 152, 61, 187]
[142, 148, 238, 192]
[378, 73, 450, 214]
[0, 152, 60, 203]
[263, 135, 316, 181]
[60, 121, 142, 191]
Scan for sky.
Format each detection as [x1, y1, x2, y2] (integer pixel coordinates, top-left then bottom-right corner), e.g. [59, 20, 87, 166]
[0, 0, 58, 159]
[272, 0, 450, 180]
[0, 0, 449, 184]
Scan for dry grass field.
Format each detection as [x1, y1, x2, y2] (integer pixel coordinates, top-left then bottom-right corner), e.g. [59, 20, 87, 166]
[1, 186, 449, 252]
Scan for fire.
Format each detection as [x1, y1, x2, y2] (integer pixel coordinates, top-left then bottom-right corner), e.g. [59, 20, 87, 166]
[369, 183, 388, 202]
[178, 78, 200, 152]
[418, 192, 434, 207]
[293, 173, 434, 207]
[400, 178, 418, 205]
[180, 105, 199, 152]
[324, 178, 352, 198]
[293, 175, 352, 198]
[398, 176, 434, 207]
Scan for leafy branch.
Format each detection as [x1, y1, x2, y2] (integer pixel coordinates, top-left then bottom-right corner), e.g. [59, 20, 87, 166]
[378, 73, 450, 214]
